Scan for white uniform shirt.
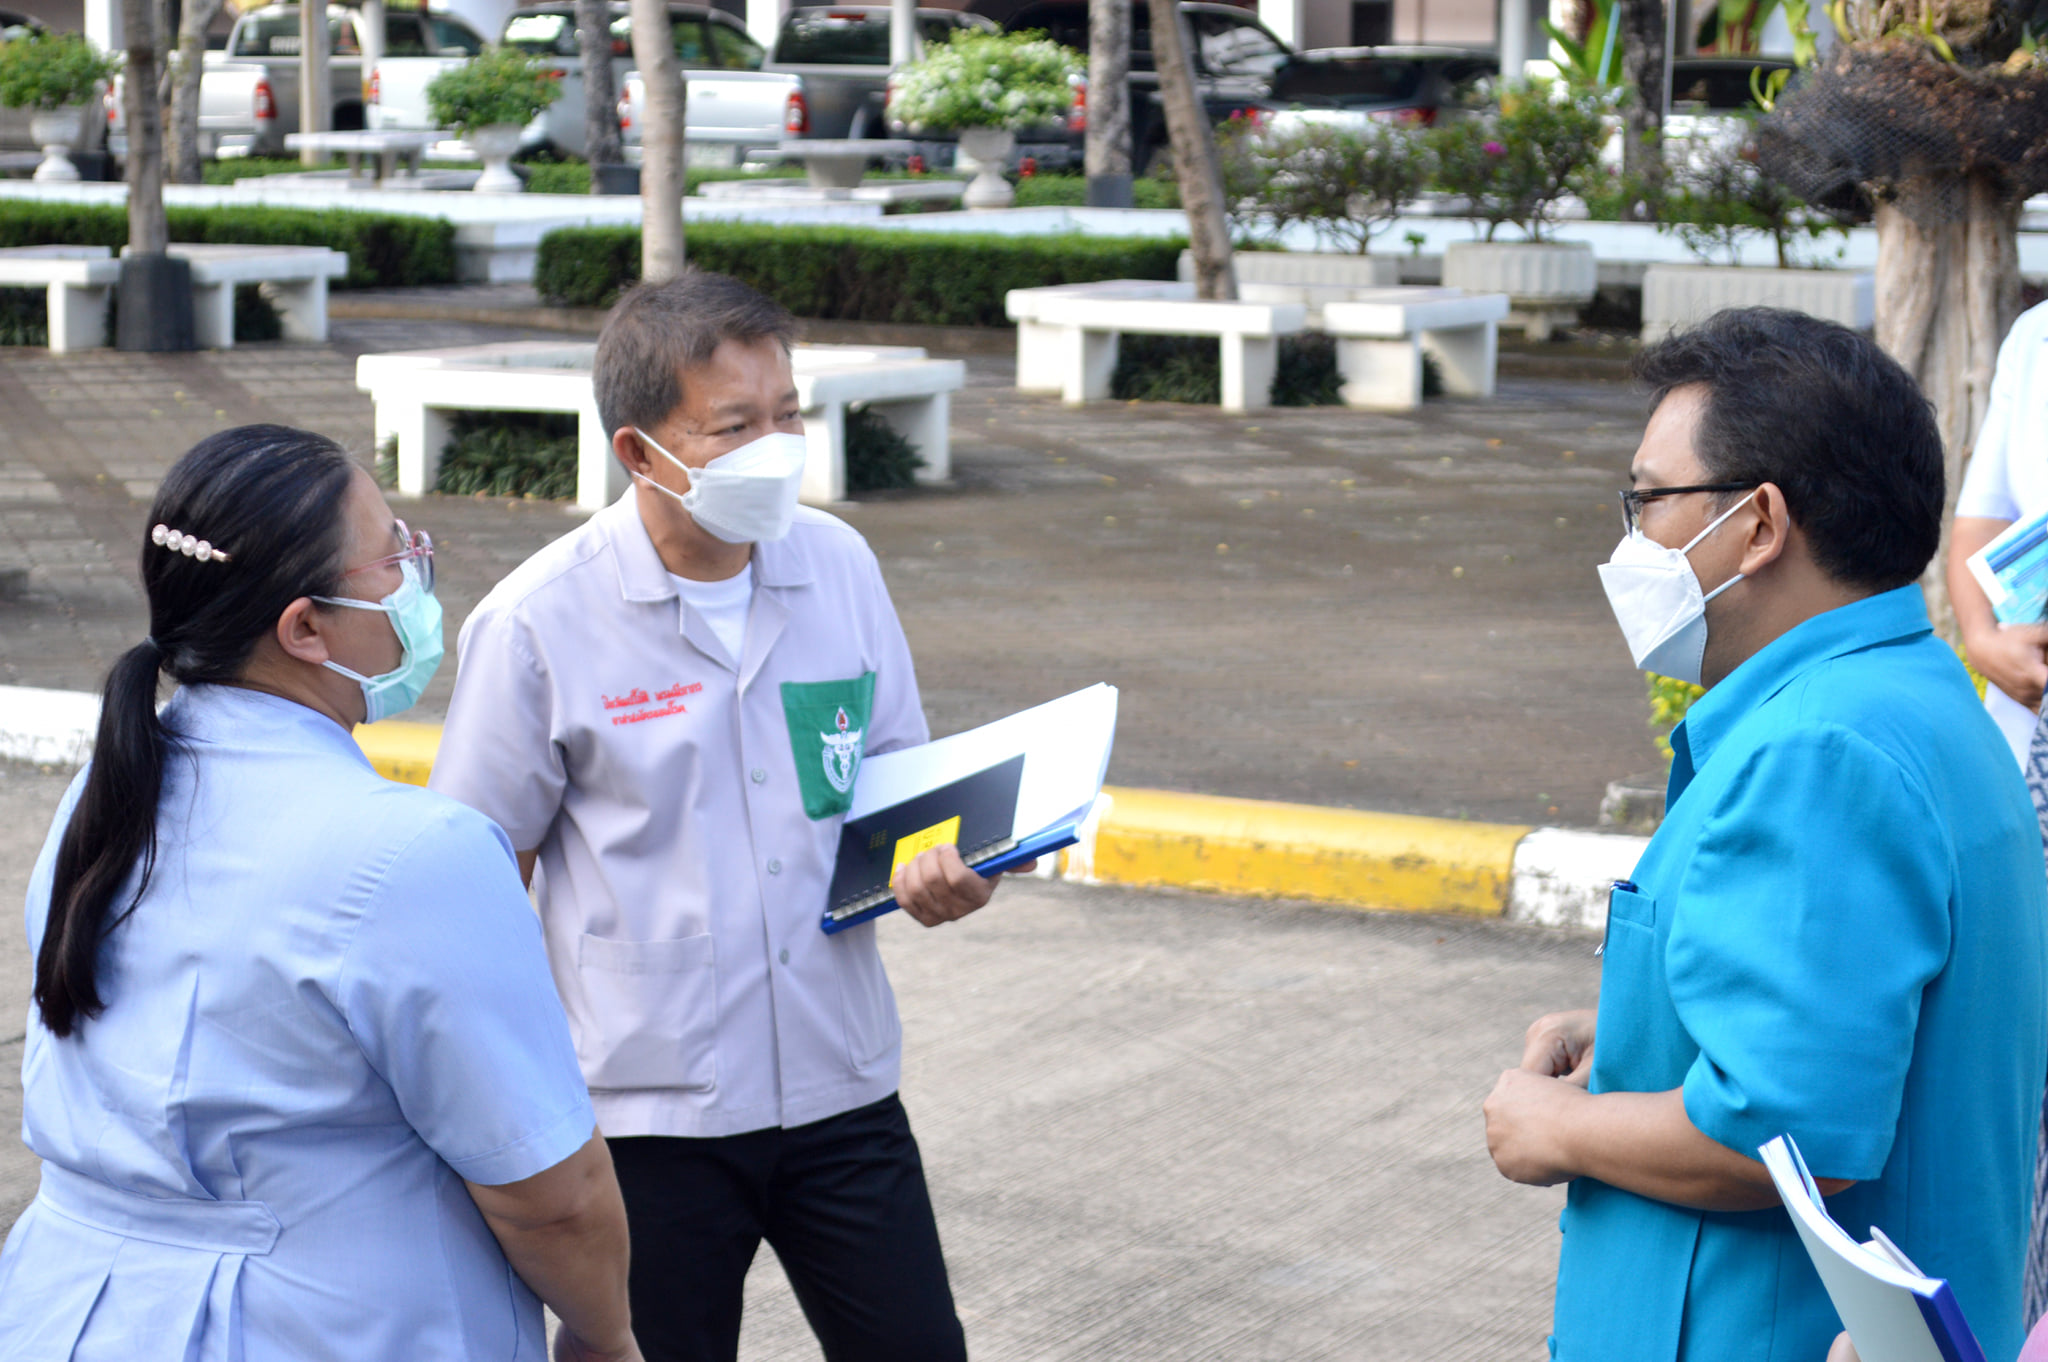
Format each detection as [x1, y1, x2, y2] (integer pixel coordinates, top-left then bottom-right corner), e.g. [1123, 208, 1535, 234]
[430, 495, 929, 1138]
[0, 685, 594, 1362]
[1957, 299, 2048, 762]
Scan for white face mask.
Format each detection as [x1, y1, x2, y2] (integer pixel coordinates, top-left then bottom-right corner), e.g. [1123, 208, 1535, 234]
[633, 428, 808, 545]
[1596, 492, 1757, 687]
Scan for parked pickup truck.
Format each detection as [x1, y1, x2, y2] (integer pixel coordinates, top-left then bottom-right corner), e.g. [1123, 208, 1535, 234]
[500, 2, 802, 163]
[111, 4, 488, 159]
[767, 5, 991, 143]
[616, 68, 809, 167]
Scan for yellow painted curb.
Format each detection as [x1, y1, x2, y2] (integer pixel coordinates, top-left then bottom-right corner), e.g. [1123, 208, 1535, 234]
[353, 725, 1530, 916]
[355, 720, 441, 787]
[1091, 786, 1531, 917]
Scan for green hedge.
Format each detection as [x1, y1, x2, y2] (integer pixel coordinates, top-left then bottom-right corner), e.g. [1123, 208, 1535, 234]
[534, 222, 1184, 323]
[0, 201, 457, 288]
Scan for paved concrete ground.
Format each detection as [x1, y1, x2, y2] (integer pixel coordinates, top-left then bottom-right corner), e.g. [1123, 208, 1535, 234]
[0, 318, 1655, 824]
[0, 762, 1596, 1360]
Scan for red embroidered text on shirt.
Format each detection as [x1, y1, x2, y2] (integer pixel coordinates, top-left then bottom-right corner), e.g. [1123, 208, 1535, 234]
[606, 681, 704, 726]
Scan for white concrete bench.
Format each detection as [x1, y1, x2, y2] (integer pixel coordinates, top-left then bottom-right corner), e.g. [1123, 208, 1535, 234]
[1320, 288, 1510, 411]
[284, 130, 446, 185]
[1005, 280, 1308, 413]
[144, 244, 349, 348]
[355, 341, 965, 511]
[0, 245, 120, 353]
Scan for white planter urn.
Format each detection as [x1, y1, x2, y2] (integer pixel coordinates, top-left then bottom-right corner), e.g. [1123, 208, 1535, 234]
[1640, 263, 1876, 342]
[29, 107, 85, 183]
[467, 123, 525, 193]
[1442, 240, 1597, 340]
[957, 126, 1015, 211]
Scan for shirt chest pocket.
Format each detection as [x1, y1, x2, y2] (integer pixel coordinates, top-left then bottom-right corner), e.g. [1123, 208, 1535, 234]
[1601, 885, 1658, 957]
[575, 933, 718, 1092]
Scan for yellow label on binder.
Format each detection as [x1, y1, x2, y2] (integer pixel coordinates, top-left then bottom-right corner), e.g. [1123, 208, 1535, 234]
[892, 817, 962, 874]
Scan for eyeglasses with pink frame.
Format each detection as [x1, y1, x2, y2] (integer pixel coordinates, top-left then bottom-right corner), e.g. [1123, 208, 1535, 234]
[340, 519, 435, 594]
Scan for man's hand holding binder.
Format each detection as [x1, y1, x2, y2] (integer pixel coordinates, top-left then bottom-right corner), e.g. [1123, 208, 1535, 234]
[891, 843, 1038, 927]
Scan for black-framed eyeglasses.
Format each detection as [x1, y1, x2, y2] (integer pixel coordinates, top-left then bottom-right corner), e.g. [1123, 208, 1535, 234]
[340, 519, 435, 594]
[1618, 484, 1759, 536]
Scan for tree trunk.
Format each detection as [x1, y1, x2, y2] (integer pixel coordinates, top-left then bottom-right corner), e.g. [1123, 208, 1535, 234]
[299, 0, 329, 166]
[630, 0, 686, 280]
[576, 0, 622, 179]
[1616, 0, 1665, 219]
[1149, 0, 1234, 299]
[1874, 176, 2021, 645]
[124, 0, 168, 253]
[169, 0, 224, 183]
[1085, 0, 1131, 194]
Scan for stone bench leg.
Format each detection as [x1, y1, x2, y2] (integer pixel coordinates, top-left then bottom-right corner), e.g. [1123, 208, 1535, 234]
[1014, 319, 1067, 393]
[802, 401, 847, 503]
[1219, 333, 1278, 413]
[1420, 321, 1497, 399]
[265, 277, 330, 343]
[1335, 335, 1424, 411]
[46, 282, 109, 352]
[1058, 327, 1118, 406]
[870, 393, 951, 484]
[576, 402, 620, 512]
[388, 401, 453, 497]
[192, 280, 235, 349]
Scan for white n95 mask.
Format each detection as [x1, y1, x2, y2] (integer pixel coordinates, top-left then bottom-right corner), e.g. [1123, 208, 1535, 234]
[634, 428, 808, 545]
[1596, 492, 1756, 687]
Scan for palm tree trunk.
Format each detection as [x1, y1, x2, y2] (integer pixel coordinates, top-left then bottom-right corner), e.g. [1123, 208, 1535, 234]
[169, 0, 224, 183]
[1616, 0, 1665, 219]
[1149, 0, 1233, 299]
[123, 0, 167, 254]
[1875, 175, 2021, 644]
[1085, 0, 1131, 206]
[630, 0, 686, 279]
[576, 0, 622, 180]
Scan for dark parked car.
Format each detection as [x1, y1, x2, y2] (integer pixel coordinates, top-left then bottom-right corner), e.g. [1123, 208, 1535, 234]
[1252, 44, 1495, 127]
[992, 0, 1293, 171]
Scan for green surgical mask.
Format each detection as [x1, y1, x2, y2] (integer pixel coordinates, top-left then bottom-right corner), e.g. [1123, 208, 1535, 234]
[312, 559, 445, 724]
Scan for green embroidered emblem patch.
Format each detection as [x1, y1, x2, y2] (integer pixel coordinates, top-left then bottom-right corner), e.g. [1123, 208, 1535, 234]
[780, 672, 877, 820]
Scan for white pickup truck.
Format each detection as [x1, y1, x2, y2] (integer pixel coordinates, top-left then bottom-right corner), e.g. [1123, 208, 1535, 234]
[112, 4, 487, 159]
[499, 2, 805, 164]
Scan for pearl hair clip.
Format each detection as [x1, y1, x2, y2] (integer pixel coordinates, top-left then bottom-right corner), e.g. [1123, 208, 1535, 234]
[151, 523, 231, 564]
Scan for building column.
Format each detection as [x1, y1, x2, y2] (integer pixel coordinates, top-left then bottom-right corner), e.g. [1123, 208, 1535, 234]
[746, 0, 779, 48]
[1257, 0, 1304, 49]
[86, 0, 122, 52]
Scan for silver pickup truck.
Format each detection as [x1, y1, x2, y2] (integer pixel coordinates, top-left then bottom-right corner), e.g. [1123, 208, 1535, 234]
[499, 2, 803, 163]
[129, 5, 488, 159]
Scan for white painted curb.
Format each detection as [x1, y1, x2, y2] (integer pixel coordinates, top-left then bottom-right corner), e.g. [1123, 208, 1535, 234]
[1506, 826, 1649, 933]
[0, 685, 99, 768]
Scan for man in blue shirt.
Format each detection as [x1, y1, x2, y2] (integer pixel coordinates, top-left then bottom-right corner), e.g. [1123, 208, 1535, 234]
[1483, 307, 2048, 1362]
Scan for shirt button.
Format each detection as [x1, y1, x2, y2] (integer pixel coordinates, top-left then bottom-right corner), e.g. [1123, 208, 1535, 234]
[750, 767, 767, 784]
[767, 858, 782, 875]
[779, 948, 791, 965]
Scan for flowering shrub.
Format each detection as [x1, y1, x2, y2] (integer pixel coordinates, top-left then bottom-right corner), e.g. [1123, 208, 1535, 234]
[0, 30, 117, 111]
[1659, 114, 1855, 268]
[887, 30, 1081, 133]
[1220, 115, 1432, 253]
[1426, 77, 1611, 241]
[427, 46, 560, 134]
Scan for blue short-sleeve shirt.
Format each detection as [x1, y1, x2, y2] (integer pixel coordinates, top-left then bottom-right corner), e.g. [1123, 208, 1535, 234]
[1552, 587, 2048, 1362]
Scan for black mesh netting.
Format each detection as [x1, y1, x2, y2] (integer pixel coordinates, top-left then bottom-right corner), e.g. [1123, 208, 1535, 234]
[1757, 43, 2048, 224]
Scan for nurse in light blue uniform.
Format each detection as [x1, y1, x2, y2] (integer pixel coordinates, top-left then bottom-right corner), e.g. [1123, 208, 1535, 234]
[0, 427, 640, 1362]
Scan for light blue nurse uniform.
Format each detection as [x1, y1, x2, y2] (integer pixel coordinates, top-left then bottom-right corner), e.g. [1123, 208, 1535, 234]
[1552, 587, 2048, 1362]
[0, 685, 596, 1362]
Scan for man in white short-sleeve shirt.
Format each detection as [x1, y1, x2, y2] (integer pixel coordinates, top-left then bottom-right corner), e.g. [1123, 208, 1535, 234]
[430, 272, 1024, 1362]
[1951, 298, 2048, 764]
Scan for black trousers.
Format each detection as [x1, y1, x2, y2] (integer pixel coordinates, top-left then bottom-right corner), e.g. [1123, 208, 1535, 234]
[608, 1094, 967, 1362]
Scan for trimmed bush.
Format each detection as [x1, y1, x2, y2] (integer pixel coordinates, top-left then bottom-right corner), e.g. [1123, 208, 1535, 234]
[437, 412, 578, 499]
[535, 222, 1184, 322]
[1111, 333, 1343, 406]
[846, 405, 924, 491]
[0, 200, 457, 288]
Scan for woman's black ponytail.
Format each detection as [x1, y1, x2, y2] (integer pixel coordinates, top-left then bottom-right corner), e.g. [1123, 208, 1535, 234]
[33, 425, 358, 1038]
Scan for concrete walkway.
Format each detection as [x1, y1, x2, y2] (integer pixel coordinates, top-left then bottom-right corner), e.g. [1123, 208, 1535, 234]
[0, 317, 1658, 826]
[0, 761, 1592, 1361]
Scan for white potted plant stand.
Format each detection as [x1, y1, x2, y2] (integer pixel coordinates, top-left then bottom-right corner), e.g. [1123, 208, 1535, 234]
[957, 127, 1016, 210]
[29, 106, 84, 182]
[1640, 264, 1875, 341]
[1442, 241, 1597, 341]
